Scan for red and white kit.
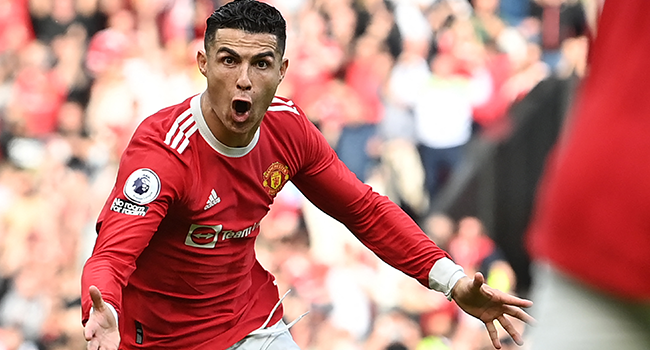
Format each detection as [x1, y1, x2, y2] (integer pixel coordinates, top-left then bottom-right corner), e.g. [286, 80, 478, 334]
[81, 94, 462, 349]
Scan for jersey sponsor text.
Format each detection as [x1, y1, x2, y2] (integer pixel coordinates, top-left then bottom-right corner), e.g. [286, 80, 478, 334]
[222, 222, 260, 240]
[110, 198, 149, 216]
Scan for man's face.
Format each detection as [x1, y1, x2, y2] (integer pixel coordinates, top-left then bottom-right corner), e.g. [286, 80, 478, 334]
[197, 28, 288, 147]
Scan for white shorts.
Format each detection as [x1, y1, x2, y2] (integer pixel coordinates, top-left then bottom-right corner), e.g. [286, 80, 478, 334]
[527, 263, 650, 350]
[226, 320, 301, 350]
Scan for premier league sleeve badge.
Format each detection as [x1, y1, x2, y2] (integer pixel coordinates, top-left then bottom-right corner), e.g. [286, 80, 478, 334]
[123, 168, 161, 205]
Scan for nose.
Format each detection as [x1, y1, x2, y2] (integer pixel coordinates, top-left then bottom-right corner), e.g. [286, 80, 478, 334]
[236, 66, 252, 91]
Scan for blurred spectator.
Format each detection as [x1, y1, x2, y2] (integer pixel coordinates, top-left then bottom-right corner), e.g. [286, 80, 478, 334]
[554, 34, 587, 78]
[387, 342, 408, 350]
[378, 136, 429, 218]
[0, 325, 37, 350]
[365, 308, 423, 350]
[324, 243, 375, 341]
[158, 0, 194, 45]
[0, 265, 53, 344]
[51, 25, 93, 106]
[301, 78, 364, 150]
[378, 36, 430, 217]
[84, 24, 137, 159]
[51, 100, 93, 174]
[498, 0, 529, 26]
[417, 300, 456, 350]
[281, 8, 344, 109]
[528, 0, 588, 71]
[422, 0, 454, 63]
[470, 0, 507, 45]
[337, 33, 392, 182]
[309, 319, 361, 350]
[0, 0, 35, 56]
[29, 0, 105, 45]
[448, 216, 495, 275]
[413, 49, 489, 204]
[468, 0, 514, 131]
[382, 37, 429, 142]
[423, 212, 455, 250]
[5, 41, 67, 139]
[499, 31, 548, 96]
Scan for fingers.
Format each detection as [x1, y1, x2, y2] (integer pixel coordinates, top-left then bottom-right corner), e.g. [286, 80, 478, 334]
[485, 285, 533, 310]
[498, 292, 534, 308]
[89, 285, 105, 312]
[497, 315, 523, 346]
[84, 324, 94, 341]
[504, 305, 537, 325]
[484, 320, 502, 349]
[473, 272, 486, 289]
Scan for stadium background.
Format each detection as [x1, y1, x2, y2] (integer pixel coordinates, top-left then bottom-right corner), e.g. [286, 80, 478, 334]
[0, 0, 594, 349]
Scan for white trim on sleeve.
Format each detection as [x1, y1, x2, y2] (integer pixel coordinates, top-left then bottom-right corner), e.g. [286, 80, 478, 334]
[428, 257, 467, 301]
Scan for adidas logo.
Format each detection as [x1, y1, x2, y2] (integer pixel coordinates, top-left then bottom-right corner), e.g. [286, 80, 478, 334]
[204, 189, 221, 210]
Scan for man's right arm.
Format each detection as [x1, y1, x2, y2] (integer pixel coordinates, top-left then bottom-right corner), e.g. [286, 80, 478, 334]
[81, 135, 185, 325]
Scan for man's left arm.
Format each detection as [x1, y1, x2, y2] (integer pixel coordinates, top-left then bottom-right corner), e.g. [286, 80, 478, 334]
[293, 151, 534, 349]
[293, 161, 458, 290]
[289, 106, 534, 348]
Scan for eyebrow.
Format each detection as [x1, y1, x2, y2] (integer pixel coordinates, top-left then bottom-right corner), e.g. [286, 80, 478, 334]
[252, 51, 276, 60]
[215, 47, 276, 61]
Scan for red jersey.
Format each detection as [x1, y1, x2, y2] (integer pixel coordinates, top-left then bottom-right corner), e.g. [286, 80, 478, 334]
[81, 94, 453, 349]
[526, 1, 650, 301]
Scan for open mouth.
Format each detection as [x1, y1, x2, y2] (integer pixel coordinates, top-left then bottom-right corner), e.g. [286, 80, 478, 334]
[233, 100, 252, 115]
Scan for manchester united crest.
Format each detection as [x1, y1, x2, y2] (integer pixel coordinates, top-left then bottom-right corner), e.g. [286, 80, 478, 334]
[263, 162, 290, 196]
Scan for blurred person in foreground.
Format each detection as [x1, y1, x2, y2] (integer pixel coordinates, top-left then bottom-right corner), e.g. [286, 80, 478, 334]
[80, 1, 533, 349]
[526, 1, 650, 349]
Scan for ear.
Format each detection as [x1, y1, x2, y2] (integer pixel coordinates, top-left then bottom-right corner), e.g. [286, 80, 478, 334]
[197, 50, 208, 77]
[279, 58, 289, 83]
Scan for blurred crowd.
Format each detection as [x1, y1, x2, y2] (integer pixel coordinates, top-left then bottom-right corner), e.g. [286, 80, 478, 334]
[0, 0, 590, 349]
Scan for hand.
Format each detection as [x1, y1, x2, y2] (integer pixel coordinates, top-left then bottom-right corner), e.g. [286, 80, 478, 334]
[84, 286, 121, 350]
[451, 272, 535, 349]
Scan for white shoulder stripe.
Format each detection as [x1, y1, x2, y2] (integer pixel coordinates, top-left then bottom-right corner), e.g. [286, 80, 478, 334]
[268, 105, 299, 115]
[171, 116, 195, 148]
[165, 109, 192, 145]
[271, 97, 295, 106]
[177, 124, 198, 154]
[165, 108, 197, 154]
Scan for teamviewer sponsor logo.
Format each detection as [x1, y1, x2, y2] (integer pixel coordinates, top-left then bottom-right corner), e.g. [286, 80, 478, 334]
[183, 222, 260, 248]
[184, 224, 222, 248]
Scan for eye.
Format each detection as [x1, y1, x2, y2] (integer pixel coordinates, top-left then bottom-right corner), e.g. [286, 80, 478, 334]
[256, 60, 270, 69]
[223, 57, 235, 65]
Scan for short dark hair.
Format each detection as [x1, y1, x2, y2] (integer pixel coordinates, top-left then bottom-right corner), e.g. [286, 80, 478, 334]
[204, 0, 287, 56]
